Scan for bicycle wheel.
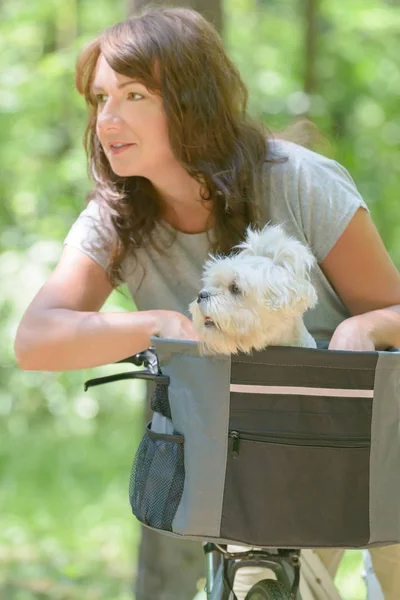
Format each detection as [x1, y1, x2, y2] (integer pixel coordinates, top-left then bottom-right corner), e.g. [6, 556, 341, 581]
[244, 578, 292, 600]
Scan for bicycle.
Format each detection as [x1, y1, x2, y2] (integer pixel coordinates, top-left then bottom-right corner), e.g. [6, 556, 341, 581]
[203, 543, 301, 599]
[84, 347, 383, 600]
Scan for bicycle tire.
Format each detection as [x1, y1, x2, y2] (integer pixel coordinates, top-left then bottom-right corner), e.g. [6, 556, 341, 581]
[244, 578, 292, 600]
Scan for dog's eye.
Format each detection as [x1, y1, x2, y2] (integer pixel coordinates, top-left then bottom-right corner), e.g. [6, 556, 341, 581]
[229, 281, 241, 295]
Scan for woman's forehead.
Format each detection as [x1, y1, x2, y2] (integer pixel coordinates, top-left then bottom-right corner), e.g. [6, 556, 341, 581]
[92, 54, 147, 91]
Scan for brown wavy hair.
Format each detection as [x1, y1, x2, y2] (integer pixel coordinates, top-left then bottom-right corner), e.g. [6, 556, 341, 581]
[75, 6, 276, 287]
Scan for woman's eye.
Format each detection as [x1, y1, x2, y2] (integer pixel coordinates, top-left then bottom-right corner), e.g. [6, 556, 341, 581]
[128, 92, 144, 101]
[95, 94, 107, 104]
[94, 92, 143, 104]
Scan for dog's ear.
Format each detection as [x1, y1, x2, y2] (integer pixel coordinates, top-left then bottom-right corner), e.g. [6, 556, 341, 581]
[237, 224, 316, 281]
[264, 276, 318, 315]
[238, 224, 318, 314]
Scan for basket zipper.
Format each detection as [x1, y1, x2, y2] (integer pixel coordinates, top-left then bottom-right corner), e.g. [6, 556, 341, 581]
[228, 430, 370, 458]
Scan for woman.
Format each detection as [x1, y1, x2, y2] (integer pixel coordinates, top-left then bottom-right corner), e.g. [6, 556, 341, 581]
[14, 6, 400, 599]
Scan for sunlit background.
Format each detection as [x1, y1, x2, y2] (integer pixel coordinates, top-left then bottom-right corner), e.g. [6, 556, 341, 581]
[1, 0, 399, 597]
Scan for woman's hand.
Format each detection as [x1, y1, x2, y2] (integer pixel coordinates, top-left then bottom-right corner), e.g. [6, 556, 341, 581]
[151, 310, 200, 342]
[328, 316, 376, 351]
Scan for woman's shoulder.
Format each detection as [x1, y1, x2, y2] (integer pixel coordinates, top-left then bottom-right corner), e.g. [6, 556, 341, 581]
[264, 137, 368, 264]
[265, 138, 363, 204]
[266, 138, 335, 175]
[63, 198, 116, 271]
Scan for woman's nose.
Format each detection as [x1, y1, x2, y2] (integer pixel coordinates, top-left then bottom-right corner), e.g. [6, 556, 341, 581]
[97, 105, 123, 129]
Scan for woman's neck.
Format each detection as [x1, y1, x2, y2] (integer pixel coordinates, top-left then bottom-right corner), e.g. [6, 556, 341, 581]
[161, 202, 214, 234]
[150, 164, 214, 234]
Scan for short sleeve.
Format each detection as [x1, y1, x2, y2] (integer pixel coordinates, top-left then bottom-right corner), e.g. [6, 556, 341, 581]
[295, 148, 370, 262]
[63, 200, 112, 271]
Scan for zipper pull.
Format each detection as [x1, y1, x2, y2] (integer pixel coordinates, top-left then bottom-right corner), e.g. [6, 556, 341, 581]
[229, 431, 240, 458]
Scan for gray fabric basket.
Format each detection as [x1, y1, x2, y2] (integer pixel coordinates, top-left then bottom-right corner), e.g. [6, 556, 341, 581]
[129, 338, 400, 549]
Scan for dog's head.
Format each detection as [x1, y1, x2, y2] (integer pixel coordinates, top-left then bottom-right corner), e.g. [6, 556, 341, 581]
[189, 224, 317, 354]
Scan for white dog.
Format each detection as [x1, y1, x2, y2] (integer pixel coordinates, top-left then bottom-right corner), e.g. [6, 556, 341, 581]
[189, 224, 318, 354]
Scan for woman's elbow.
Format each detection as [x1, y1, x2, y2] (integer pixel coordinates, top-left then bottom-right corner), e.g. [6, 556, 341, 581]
[14, 322, 38, 370]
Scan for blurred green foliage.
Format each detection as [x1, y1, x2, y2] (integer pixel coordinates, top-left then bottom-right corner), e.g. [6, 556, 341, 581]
[227, 0, 400, 260]
[1, 0, 399, 597]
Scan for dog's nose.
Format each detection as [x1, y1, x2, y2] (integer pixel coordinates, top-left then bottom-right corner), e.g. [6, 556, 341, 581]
[197, 290, 209, 303]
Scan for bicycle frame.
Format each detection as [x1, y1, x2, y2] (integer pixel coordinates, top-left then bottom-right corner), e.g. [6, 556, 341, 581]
[203, 542, 301, 599]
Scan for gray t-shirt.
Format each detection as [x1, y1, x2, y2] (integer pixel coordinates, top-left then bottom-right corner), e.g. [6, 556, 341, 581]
[64, 140, 368, 342]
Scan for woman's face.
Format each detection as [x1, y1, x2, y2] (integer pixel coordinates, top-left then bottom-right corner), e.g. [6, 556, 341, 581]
[93, 54, 177, 178]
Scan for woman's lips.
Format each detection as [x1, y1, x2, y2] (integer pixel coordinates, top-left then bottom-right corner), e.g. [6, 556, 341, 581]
[109, 144, 136, 155]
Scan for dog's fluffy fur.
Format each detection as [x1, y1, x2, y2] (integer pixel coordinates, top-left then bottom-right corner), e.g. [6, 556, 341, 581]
[189, 224, 318, 354]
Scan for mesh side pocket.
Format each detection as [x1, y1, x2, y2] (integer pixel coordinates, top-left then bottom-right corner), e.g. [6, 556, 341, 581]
[150, 384, 171, 419]
[129, 422, 185, 531]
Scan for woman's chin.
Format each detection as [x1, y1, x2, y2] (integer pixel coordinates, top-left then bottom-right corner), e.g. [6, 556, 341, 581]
[110, 165, 144, 178]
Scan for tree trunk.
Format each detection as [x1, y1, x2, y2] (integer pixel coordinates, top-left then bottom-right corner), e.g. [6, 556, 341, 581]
[135, 518, 205, 600]
[304, 0, 318, 97]
[124, 3, 223, 596]
[127, 0, 223, 34]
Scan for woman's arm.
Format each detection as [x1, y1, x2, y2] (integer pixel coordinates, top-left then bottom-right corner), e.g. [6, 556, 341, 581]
[319, 208, 400, 350]
[14, 246, 198, 371]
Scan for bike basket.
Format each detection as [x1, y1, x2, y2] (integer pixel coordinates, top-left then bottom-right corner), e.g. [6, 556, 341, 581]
[129, 338, 400, 549]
